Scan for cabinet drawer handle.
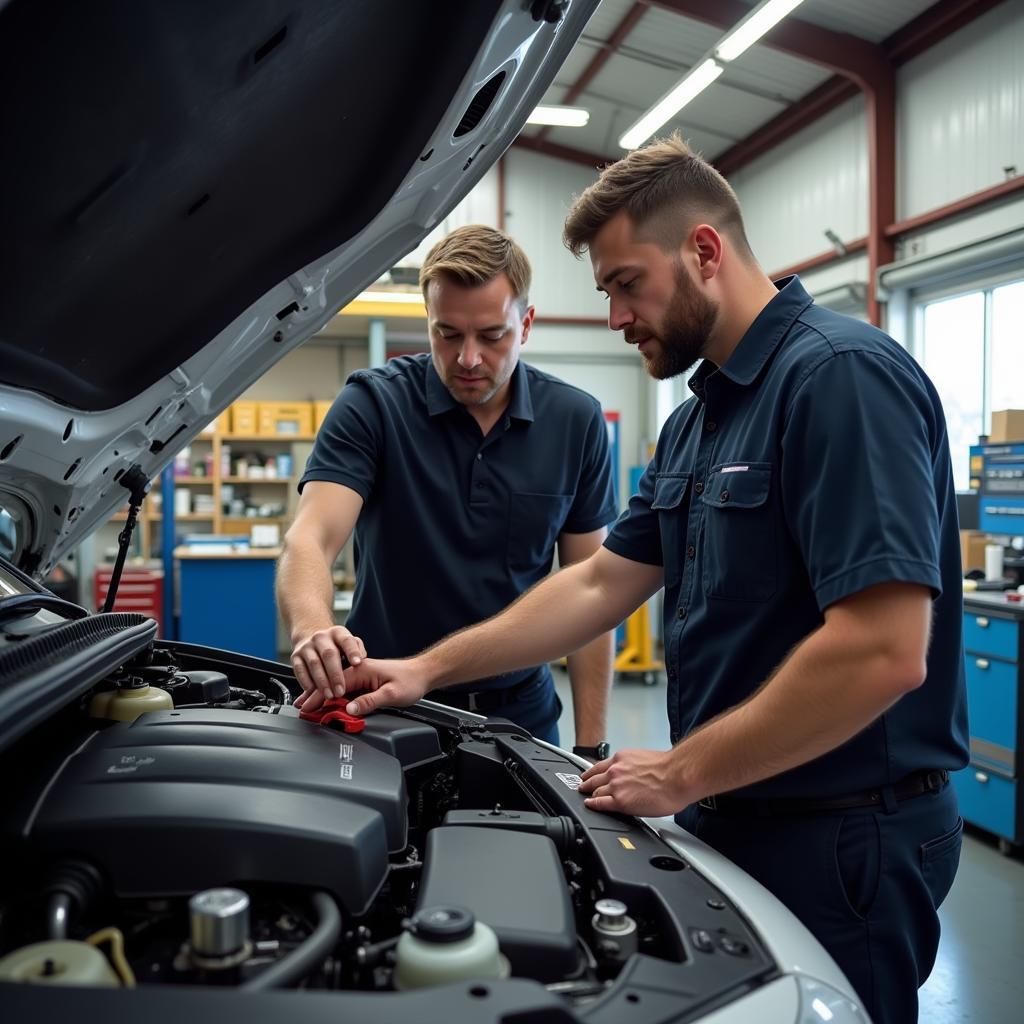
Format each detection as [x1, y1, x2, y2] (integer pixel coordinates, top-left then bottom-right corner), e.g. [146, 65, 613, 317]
[976, 658, 990, 670]
[976, 616, 990, 628]
[975, 771, 989, 784]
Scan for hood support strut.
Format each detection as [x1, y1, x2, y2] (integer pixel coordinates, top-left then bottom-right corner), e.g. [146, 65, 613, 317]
[102, 465, 152, 614]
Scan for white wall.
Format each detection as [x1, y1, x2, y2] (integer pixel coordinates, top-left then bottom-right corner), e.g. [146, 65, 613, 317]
[897, 3, 1024, 224]
[503, 148, 609, 319]
[729, 97, 868, 277]
[727, 4, 1024, 277]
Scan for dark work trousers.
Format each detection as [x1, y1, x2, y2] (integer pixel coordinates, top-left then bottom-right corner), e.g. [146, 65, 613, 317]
[677, 781, 962, 1024]
[435, 675, 563, 746]
[496, 678, 563, 746]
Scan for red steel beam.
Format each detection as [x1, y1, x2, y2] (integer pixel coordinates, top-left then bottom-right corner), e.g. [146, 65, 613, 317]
[513, 134, 614, 170]
[771, 237, 868, 280]
[650, 0, 885, 87]
[648, 1, 896, 324]
[884, 0, 1007, 64]
[716, 0, 1008, 176]
[769, 172, 1024, 278]
[536, 1, 650, 143]
[715, 77, 859, 176]
[885, 174, 1024, 237]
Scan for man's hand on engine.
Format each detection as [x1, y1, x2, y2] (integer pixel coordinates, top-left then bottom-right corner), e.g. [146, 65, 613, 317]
[291, 625, 368, 711]
[341, 658, 433, 716]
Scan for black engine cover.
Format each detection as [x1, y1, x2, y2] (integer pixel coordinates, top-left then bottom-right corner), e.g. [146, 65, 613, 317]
[21, 709, 408, 915]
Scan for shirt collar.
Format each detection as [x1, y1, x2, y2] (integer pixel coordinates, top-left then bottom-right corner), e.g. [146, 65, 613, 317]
[425, 357, 534, 422]
[688, 275, 813, 397]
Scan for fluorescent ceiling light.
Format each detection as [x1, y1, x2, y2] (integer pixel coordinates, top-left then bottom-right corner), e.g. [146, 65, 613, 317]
[526, 104, 590, 127]
[618, 58, 722, 150]
[716, 0, 807, 62]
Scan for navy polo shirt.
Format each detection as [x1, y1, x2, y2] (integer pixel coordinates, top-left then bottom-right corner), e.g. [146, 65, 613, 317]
[606, 276, 969, 799]
[300, 353, 617, 691]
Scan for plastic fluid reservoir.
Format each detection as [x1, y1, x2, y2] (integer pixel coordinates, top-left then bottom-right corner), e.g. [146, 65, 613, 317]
[394, 906, 507, 990]
[0, 940, 119, 986]
[91, 676, 173, 722]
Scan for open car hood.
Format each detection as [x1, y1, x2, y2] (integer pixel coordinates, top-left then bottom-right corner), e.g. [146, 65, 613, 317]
[0, 0, 598, 576]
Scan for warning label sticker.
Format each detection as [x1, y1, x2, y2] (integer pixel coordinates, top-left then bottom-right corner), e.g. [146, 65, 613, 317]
[555, 772, 582, 791]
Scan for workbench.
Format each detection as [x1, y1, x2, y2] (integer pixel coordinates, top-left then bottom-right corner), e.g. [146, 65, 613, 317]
[174, 547, 280, 661]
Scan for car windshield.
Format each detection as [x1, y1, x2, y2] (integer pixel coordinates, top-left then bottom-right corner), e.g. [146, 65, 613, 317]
[0, 504, 25, 565]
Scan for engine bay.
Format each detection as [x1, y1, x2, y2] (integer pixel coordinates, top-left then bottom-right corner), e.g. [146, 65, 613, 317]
[0, 641, 777, 1021]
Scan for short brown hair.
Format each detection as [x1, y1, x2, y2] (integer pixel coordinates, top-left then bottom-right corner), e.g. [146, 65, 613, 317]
[563, 133, 752, 261]
[420, 224, 531, 309]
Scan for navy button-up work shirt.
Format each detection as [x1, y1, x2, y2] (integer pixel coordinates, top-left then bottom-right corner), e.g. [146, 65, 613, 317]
[300, 354, 617, 691]
[606, 277, 969, 798]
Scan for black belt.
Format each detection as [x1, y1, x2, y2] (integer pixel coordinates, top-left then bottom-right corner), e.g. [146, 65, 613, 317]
[698, 769, 949, 816]
[432, 674, 544, 714]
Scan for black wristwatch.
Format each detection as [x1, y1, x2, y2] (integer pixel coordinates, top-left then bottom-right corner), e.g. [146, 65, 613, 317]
[573, 742, 610, 761]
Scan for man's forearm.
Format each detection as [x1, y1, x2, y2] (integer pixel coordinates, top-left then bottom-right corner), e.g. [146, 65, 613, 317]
[420, 560, 623, 690]
[669, 620, 924, 801]
[276, 541, 336, 644]
[566, 631, 615, 745]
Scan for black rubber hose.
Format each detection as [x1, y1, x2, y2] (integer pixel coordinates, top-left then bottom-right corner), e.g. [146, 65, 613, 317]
[240, 891, 341, 991]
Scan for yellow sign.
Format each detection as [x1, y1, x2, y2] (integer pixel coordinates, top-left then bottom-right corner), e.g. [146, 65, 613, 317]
[617, 837, 636, 851]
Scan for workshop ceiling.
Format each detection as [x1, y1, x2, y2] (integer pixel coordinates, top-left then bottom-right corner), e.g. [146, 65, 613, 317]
[518, 0, 970, 164]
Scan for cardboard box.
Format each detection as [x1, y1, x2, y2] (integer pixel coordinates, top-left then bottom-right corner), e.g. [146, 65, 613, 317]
[198, 410, 231, 436]
[960, 530, 989, 573]
[230, 401, 259, 436]
[314, 400, 333, 434]
[258, 401, 313, 437]
[989, 409, 1024, 444]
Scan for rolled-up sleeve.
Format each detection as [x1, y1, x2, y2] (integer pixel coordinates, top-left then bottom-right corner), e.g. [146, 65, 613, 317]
[781, 350, 943, 611]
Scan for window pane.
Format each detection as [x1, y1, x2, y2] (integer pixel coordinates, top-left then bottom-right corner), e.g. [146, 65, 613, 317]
[920, 292, 985, 491]
[990, 280, 1024, 423]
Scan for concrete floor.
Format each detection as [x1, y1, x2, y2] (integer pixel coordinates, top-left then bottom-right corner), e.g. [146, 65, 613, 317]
[552, 668, 1024, 1023]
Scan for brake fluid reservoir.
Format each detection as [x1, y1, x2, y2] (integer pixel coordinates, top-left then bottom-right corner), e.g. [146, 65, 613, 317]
[0, 940, 119, 986]
[92, 676, 173, 722]
[394, 906, 507, 990]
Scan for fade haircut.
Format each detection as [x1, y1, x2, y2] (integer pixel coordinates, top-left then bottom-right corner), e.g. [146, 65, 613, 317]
[420, 224, 531, 311]
[563, 133, 753, 262]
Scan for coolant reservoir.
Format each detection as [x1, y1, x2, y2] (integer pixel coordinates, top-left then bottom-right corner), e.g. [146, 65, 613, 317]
[90, 676, 172, 722]
[0, 940, 119, 986]
[394, 906, 506, 990]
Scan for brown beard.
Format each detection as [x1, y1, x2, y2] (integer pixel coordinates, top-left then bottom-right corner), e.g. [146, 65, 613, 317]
[642, 264, 718, 380]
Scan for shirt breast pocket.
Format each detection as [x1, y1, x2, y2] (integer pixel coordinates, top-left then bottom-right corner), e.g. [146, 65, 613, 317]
[701, 462, 777, 602]
[651, 473, 691, 585]
[507, 492, 574, 574]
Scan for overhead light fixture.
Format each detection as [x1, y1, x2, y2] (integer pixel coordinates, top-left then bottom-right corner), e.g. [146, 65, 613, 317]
[716, 0, 807, 61]
[619, 58, 722, 150]
[618, 0, 808, 150]
[526, 104, 590, 127]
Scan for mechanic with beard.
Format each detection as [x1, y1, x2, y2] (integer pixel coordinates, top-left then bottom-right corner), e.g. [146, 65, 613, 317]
[277, 224, 618, 750]
[339, 137, 968, 1023]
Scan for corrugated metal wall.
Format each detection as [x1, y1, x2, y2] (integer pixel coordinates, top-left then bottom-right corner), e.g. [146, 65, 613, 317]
[897, 2, 1024, 221]
[728, 97, 868, 277]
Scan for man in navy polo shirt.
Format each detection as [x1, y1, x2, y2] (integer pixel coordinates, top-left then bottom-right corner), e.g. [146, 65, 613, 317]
[342, 138, 968, 1023]
[277, 225, 618, 748]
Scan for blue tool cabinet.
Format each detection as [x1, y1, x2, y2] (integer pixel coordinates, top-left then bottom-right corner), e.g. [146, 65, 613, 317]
[175, 548, 280, 661]
[954, 594, 1024, 853]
